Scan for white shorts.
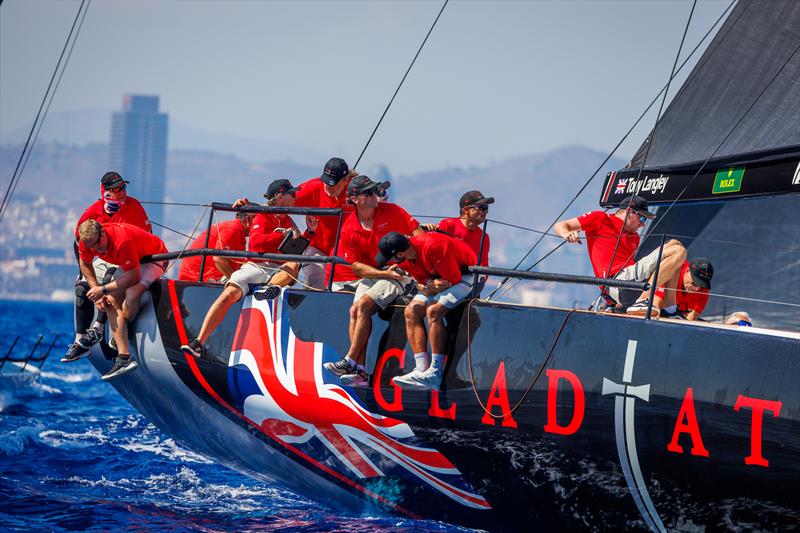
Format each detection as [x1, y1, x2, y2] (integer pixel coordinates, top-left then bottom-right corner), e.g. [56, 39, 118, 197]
[227, 261, 280, 295]
[136, 261, 167, 288]
[352, 276, 412, 310]
[302, 245, 327, 289]
[412, 275, 474, 309]
[607, 247, 660, 303]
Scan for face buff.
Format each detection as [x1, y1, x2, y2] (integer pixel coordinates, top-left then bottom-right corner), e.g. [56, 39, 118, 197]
[102, 185, 126, 214]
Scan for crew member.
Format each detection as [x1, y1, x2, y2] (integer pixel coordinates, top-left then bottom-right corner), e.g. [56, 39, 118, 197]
[654, 258, 713, 320]
[294, 157, 357, 289]
[63, 172, 151, 363]
[76, 220, 167, 380]
[323, 175, 422, 387]
[178, 204, 256, 283]
[181, 179, 315, 359]
[377, 231, 477, 390]
[554, 195, 686, 317]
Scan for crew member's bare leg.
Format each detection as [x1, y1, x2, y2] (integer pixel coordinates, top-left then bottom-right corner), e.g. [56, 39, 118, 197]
[268, 262, 300, 287]
[404, 300, 428, 354]
[426, 303, 449, 355]
[346, 296, 377, 366]
[122, 283, 148, 322]
[197, 284, 244, 343]
[105, 294, 130, 355]
[635, 240, 686, 303]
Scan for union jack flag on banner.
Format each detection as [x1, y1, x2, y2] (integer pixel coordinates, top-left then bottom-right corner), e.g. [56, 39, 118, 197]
[615, 178, 627, 194]
[225, 295, 491, 510]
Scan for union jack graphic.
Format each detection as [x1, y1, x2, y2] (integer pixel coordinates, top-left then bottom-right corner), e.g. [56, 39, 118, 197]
[615, 178, 628, 194]
[226, 294, 491, 510]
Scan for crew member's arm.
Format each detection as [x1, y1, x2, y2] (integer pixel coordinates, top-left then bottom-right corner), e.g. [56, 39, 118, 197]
[351, 262, 404, 281]
[212, 256, 236, 279]
[554, 217, 583, 244]
[79, 257, 100, 288]
[683, 310, 701, 321]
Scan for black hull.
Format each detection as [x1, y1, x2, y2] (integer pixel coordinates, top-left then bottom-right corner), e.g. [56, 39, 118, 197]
[91, 280, 800, 530]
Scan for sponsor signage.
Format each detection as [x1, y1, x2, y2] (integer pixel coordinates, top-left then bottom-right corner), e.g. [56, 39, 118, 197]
[712, 167, 745, 194]
[599, 156, 800, 206]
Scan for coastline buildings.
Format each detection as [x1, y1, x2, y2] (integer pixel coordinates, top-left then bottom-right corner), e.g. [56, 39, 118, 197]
[109, 95, 168, 234]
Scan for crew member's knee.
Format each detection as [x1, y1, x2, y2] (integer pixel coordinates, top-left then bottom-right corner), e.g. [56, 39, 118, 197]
[426, 303, 448, 323]
[404, 300, 425, 322]
[354, 295, 376, 317]
[284, 262, 300, 277]
[222, 284, 243, 304]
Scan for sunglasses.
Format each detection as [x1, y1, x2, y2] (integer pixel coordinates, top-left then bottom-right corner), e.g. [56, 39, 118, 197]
[638, 215, 647, 224]
[357, 189, 378, 197]
[467, 204, 489, 212]
[106, 185, 126, 193]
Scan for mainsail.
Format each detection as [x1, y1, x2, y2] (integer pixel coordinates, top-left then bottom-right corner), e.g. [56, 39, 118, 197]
[600, 0, 800, 331]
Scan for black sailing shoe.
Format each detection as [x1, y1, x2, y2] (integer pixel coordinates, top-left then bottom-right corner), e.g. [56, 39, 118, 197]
[180, 339, 205, 359]
[323, 357, 356, 377]
[101, 355, 138, 381]
[76, 324, 103, 349]
[253, 285, 281, 301]
[61, 342, 90, 363]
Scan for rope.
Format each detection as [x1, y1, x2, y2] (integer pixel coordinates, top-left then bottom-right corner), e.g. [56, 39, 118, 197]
[0, 0, 91, 223]
[659, 286, 800, 308]
[162, 205, 209, 276]
[486, 0, 737, 301]
[148, 220, 194, 239]
[140, 201, 210, 207]
[352, 0, 449, 169]
[466, 301, 575, 420]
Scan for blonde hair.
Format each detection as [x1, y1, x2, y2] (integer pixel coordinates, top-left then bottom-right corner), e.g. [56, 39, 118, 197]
[78, 219, 102, 243]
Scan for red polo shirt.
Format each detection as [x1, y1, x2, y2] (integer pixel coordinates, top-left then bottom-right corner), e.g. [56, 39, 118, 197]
[294, 176, 354, 254]
[248, 212, 295, 262]
[437, 217, 490, 267]
[399, 232, 477, 285]
[333, 203, 419, 282]
[75, 197, 151, 261]
[79, 223, 167, 271]
[577, 210, 639, 278]
[178, 219, 247, 282]
[675, 260, 709, 315]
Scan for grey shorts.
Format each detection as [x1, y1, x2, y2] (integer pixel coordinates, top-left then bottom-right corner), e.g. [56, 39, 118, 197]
[412, 275, 473, 309]
[227, 261, 279, 296]
[608, 247, 660, 303]
[136, 261, 167, 288]
[302, 245, 327, 289]
[352, 276, 412, 310]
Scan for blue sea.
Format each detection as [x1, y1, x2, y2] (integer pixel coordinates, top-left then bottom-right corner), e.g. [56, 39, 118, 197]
[0, 300, 469, 532]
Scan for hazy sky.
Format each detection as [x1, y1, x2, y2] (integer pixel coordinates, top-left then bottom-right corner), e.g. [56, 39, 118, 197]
[1, 0, 730, 175]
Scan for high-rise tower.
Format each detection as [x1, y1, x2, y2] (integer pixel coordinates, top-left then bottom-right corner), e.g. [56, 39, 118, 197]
[109, 95, 168, 234]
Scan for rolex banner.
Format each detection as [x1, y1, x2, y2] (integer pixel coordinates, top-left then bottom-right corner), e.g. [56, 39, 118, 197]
[600, 156, 800, 207]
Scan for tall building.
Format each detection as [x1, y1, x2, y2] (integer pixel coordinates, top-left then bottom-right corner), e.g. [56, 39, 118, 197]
[109, 95, 168, 234]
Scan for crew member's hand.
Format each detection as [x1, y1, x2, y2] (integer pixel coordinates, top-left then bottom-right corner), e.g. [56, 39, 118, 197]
[421, 223, 438, 232]
[384, 264, 404, 281]
[427, 279, 451, 293]
[306, 215, 319, 233]
[232, 197, 250, 208]
[87, 285, 104, 302]
[564, 230, 582, 244]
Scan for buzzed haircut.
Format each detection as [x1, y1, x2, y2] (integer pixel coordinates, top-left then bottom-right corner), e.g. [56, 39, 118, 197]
[78, 219, 102, 242]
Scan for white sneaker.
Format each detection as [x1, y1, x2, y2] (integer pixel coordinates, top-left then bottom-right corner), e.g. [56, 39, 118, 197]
[392, 369, 426, 387]
[339, 369, 369, 387]
[395, 367, 442, 390]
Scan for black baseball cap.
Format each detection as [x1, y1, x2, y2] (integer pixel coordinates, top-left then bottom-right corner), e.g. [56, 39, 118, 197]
[347, 175, 380, 196]
[375, 232, 411, 268]
[101, 171, 129, 188]
[619, 195, 656, 219]
[459, 190, 495, 209]
[264, 179, 300, 199]
[689, 258, 713, 289]
[321, 157, 350, 186]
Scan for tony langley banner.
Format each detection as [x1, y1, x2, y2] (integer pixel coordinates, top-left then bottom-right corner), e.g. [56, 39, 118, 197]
[599, 157, 800, 207]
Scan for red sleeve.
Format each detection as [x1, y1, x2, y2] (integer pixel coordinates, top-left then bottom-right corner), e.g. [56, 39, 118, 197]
[116, 239, 140, 270]
[340, 231, 362, 264]
[131, 200, 152, 233]
[480, 233, 490, 267]
[577, 211, 604, 233]
[249, 226, 285, 253]
[392, 204, 419, 233]
[432, 242, 463, 285]
[78, 241, 95, 263]
[688, 292, 709, 314]
[294, 179, 319, 208]
[75, 204, 96, 239]
[437, 219, 452, 233]
[217, 223, 239, 250]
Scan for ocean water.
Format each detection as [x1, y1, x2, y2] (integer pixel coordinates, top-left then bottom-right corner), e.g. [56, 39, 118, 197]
[0, 300, 470, 532]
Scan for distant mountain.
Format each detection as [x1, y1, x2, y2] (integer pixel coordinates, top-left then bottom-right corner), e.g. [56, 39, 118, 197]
[0, 108, 322, 164]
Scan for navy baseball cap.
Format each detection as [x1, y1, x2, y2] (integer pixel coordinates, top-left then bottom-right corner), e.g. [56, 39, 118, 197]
[321, 157, 350, 186]
[619, 195, 656, 219]
[264, 179, 300, 199]
[375, 232, 411, 268]
[101, 171, 129, 188]
[689, 258, 713, 289]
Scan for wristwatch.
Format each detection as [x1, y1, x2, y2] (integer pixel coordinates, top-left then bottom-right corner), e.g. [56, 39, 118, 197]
[102, 286, 110, 295]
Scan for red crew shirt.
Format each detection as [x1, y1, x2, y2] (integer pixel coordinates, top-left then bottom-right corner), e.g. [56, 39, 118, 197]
[79, 223, 167, 271]
[248, 212, 295, 262]
[437, 217, 490, 267]
[675, 260, 709, 315]
[294, 177, 354, 254]
[399, 232, 477, 285]
[577, 210, 639, 278]
[178, 219, 247, 282]
[333, 203, 419, 282]
[75, 197, 151, 261]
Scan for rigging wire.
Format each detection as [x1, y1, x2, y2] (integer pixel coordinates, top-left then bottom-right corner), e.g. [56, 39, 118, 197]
[0, 0, 90, 224]
[486, 0, 737, 301]
[599, 0, 697, 290]
[352, 0, 448, 169]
